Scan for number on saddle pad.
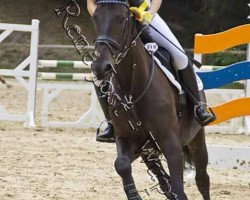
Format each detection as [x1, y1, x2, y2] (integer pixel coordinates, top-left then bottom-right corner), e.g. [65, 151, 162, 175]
[145, 43, 158, 54]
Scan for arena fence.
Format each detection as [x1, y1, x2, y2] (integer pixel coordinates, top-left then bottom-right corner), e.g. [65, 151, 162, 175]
[194, 24, 250, 135]
[189, 24, 250, 170]
[40, 82, 104, 129]
[0, 19, 39, 127]
[37, 59, 104, 129]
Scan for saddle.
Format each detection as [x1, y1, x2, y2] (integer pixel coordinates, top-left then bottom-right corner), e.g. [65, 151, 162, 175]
[154, 46, 179, 80]
[148, 45, 187, 117]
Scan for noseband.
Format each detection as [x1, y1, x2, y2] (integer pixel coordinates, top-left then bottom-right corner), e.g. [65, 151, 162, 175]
[96, 35, 121, 52]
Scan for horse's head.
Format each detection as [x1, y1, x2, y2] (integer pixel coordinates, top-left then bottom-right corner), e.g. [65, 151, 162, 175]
[91, 0, 134, 82]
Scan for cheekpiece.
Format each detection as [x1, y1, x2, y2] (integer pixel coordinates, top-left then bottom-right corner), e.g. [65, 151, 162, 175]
[96, 0, 129, 7]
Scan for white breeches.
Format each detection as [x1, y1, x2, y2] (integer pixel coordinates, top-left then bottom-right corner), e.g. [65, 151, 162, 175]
[148, 14, 188, 70]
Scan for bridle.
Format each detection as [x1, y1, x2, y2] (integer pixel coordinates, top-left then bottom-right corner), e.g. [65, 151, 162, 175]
[93, 8, 146, 80]
[92, 3, 155, 110]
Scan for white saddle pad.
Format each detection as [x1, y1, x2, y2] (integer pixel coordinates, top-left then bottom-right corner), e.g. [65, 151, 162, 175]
[153, 56, 204, 94]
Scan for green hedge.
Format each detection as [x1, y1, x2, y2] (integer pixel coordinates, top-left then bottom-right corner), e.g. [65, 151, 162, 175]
[203, 45, 247, 66]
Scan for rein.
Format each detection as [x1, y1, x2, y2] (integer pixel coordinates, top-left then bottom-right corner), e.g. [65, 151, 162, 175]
[129, 53, 155, 105]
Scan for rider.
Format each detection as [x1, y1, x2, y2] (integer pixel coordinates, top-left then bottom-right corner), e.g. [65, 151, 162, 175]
[87, 0, 216, 142]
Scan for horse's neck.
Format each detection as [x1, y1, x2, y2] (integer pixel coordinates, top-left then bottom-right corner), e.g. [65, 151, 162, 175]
[115, 41, 151, 96]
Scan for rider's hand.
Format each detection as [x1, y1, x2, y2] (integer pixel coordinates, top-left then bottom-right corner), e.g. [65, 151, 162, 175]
[129, 1, 153, 25]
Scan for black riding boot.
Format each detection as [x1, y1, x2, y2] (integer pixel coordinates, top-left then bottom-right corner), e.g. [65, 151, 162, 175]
[179, 65, 216, 126]
[96, 121, 114, 143]
[94, 85, 115, 143]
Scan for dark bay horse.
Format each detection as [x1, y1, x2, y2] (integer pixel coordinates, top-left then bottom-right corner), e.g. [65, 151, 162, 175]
[91, 2, 210, 200]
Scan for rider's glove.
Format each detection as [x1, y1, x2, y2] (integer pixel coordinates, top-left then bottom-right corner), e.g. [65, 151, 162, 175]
[129, 1, 153, 25]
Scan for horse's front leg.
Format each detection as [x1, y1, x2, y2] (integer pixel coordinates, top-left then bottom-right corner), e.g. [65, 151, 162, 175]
[159, 134, 188, 200]
[115, 137, 142, 200]
[142, 154, 178, 199]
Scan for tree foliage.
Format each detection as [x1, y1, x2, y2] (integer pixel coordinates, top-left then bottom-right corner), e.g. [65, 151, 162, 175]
[159, 0, 250, 47]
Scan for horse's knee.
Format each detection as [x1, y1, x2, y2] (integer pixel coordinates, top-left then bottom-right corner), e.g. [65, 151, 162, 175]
[114, 156, 131, 177]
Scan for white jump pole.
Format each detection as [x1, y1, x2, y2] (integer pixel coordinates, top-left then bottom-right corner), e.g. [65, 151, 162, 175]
[244, 43, 250, 135]
[26, 19, 39, 128]
[244, 5, 250, 135]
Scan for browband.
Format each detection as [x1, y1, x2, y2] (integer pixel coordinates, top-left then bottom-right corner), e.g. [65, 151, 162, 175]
[96, 0, 129, 7]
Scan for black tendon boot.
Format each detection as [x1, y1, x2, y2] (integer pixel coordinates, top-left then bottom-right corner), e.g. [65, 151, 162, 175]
[94, 85, 115, 143]
[179, 64, 216, 126]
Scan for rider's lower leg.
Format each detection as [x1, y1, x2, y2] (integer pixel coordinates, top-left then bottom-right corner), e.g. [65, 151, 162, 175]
[94, 85, 115, 142]
[179, 64, 216, 126]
